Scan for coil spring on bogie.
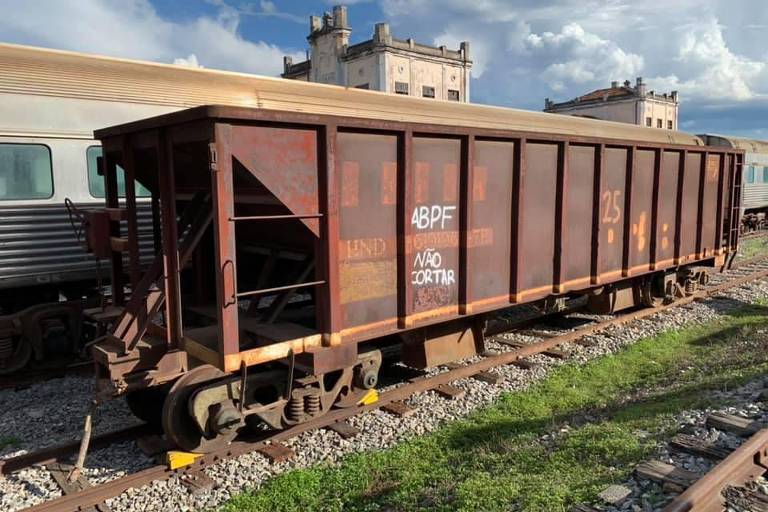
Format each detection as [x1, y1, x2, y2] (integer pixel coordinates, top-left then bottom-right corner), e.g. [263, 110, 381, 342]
[0, 337, 14, 360]
[685, 280, 697, 295]
[287, 394, 304, 422]
[305, 394, 320, 416]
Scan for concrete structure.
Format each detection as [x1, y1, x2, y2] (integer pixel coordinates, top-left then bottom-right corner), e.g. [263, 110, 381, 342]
[282, 5, 472, 102]
[544, 78, 679, 130]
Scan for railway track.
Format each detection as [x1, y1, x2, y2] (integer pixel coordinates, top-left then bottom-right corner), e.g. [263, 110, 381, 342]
[662, 426, 768, 512]
[576, 414, 768, 512]
[7, 255, 768, 512]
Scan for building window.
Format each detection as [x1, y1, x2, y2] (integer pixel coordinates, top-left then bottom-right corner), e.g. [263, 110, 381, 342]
[422, 86, 435, 98]
[447, 89, 460, 101]
[0, 143, 53, 200]
[355, 83, 369, 90]
[657, 119, 663, 128]
[394, 81, 409, 95]
[646, 117, 652, 127]
[87, 146, 151, 199]
[747, 166, 755, 184]
[667, 120, 673, 130]
[763, 167, 768, 183]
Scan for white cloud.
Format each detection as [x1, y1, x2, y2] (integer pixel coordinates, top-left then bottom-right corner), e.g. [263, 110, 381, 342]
[0, 0, 303, 76]
[377, 0, 768, 136]
[646, 19, 765, 101]
[173, 54, 203, 68]
[526, 23, 644, 90]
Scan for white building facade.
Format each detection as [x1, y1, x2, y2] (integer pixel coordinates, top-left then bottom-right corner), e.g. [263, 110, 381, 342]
[283, 6, 472, 102]
[544, 78, 679, 130]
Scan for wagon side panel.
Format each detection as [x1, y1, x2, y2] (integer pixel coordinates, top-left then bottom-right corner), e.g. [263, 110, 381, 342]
[336, 131, 399, 336]
[562, 144, 596, 290]
[680, 152, 702, 263]
[656, 151, 681, 267]
[598, 147, 628, 279]
[468, 139, 514, 308]
[518, 142, 558, 300]
[700, 153, 722, 258]
[407, 136, 462, 322]
[628, 149, 655, 274]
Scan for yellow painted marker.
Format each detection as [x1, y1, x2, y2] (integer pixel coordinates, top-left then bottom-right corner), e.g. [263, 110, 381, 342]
[167, 450, 203, 470]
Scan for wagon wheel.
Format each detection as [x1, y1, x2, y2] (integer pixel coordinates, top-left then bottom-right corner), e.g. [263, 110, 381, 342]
[0, 336, 32, 376]
[162, 365, 237, 453]
[126, 385, 169, 430]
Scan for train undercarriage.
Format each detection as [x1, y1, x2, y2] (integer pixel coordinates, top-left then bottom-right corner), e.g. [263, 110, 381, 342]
[111, 266, 708, 453]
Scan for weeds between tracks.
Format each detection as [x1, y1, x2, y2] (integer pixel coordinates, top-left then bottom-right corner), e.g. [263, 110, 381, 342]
[222, 303, 768, 512]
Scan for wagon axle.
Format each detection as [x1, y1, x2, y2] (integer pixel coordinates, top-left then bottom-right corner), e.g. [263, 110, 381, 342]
[152, 349, 383, 452]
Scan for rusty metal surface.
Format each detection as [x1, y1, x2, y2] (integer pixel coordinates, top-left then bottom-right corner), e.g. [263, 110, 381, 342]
[469, 140, 513, 304]
[408, 137, 462, 320]
[700, 154, 722, 258]
[663, 428, 768, 512]
[680, 152, 702, 263]
[336, 131, 398, 331]
[90, 105, 743, 382]
[599, 147, 628, 276]
[562, 144, 596, 288]
[655, 151, 681, 266]
[519, 142, 557, 300]
[629, 149, 655, 273]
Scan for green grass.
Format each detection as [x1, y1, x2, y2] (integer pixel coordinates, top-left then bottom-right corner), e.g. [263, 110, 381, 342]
[738, 235, 768, 259]
[221, 304, 768, 512]
[0, 436, 21, 450]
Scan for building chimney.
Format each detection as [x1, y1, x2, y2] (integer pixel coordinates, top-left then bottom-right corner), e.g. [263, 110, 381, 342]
[671, 90, 679, 102]
[611, 80, 619, 88]
[636, 76, 646, 96]
[310, 15, 321, 33]
[332, 5, 349, 29]
[374, 22, 391, 44]
[283, 56, 293, 73]
[460, 41, 470, 61]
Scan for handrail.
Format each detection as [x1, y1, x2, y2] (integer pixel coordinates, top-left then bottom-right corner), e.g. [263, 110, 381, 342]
[229, 214, 323, 221]
[235, 280, 325, 298]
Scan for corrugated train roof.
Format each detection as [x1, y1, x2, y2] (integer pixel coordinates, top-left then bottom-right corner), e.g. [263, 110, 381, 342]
[0, 42, 704, 146]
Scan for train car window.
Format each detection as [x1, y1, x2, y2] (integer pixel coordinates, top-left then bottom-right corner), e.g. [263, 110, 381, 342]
[0, 144, 53, 200]
[87, 146, 151, 198]
[746, 165, 755, 184]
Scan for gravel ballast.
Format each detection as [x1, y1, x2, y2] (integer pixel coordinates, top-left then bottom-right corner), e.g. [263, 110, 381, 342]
[2, 277, 768, 511]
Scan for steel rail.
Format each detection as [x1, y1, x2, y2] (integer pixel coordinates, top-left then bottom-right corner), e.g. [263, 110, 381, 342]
[20, 257, 768, 512]
[0, 423, 151, 475]
[663, 428, 768, 512]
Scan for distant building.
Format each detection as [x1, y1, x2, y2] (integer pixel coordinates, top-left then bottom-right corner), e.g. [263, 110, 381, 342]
[544, 77, 679, 130]
[282, 5, 472, 102]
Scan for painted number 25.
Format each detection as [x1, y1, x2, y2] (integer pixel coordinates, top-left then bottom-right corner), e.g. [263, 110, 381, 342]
[601, 189, 622, 224]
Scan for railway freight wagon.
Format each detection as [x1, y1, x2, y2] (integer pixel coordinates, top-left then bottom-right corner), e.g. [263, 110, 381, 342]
[89, 90, 742, 452]
[700, 134, 768, 231]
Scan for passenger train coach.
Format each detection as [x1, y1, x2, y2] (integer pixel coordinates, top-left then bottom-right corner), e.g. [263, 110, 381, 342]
[0, 42, 268, 374]
[700, 134, 768, 231]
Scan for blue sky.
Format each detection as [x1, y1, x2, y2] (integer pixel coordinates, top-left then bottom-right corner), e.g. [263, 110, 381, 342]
[1, 0, 766, 139]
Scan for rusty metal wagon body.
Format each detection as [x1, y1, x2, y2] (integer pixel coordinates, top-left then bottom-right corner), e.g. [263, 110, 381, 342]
[88, 90, 743, 451]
